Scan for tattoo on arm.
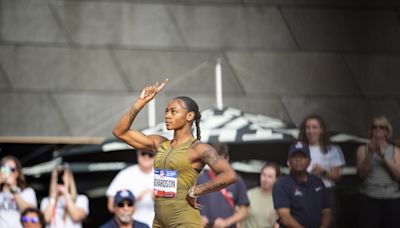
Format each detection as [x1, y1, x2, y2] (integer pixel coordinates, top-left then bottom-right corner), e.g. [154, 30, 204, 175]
[202, 148, 222, 165]
[196, 147, 226, 195]
[197, 179, 226, 196]
[128, 107, 138, 121]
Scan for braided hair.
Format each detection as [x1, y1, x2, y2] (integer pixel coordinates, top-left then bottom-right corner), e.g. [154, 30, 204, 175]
[174, 96, 202, 140]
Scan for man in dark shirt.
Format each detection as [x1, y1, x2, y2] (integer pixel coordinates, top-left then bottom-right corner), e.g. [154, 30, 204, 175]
[100, 190, 149, 228]
[273, 141, 332, 228]
[197, 143, 250, 228]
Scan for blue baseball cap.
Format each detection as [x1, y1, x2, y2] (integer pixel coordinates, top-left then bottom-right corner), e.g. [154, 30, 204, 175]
[288, 141, 310, 158]
[114, 190, 135, 205]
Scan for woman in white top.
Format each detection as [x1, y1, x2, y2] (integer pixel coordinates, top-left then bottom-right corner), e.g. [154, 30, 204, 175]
[0, 156, 37, 228]
[40, 164, 89, 228]
[298, 115, 345, 187]
[298, 115, 345, 227]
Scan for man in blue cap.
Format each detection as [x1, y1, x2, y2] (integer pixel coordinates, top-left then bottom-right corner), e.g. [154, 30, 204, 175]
[272, 141, 332, 228]
[100, 189, 149, 228]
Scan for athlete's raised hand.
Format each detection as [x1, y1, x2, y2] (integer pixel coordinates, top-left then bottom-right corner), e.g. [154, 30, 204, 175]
[139, 79, 168, 103]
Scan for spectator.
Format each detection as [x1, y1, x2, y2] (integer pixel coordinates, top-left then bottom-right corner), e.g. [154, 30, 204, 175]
[241, 162, 280, 228]
[356, 115, 400, 228]
[20, 207, 45, 228]
[273, 141, 332, 228]
[40, 164, 89, 228]
[0, 155, 37, 228]
[197, 143, 249, 228]
[100, 190, 149, 228]
[106, 150, 155, 227]
[298, 115, 345, 227]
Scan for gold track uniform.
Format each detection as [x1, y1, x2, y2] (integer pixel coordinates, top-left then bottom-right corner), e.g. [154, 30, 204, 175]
[152, 137, 203, 228]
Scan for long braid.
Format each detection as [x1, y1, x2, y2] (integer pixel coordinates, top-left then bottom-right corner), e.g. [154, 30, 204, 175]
[195, 111, 201, 140]
[174, 96, 202, 140]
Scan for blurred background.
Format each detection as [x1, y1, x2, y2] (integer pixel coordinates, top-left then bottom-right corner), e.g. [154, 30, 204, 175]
[1, 0, 400, 227]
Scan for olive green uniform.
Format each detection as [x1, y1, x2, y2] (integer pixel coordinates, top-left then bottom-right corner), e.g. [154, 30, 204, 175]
[152, 137, 203, 228]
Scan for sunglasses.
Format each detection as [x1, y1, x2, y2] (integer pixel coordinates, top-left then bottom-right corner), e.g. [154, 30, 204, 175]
[21, 216, 40, 223]
[140, 151, 155, 158]
[117, 202, 134, 208]
[371, 124, 387, 130]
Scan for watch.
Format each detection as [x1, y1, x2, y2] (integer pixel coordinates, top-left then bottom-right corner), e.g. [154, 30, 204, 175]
[10, 186, 20, 194]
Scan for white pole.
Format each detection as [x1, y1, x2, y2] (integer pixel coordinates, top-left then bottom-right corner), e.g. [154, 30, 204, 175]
[215, 58, 223, 110]
[148, 99, 156, 127]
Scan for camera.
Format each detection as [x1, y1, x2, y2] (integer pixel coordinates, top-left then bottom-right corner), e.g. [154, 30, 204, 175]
[1, 166, 11, 178]
[56, 165, 66, 185]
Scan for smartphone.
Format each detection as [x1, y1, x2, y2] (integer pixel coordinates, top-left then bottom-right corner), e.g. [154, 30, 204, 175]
[1, 166, 11, 178]
[57, 169, 64, 185]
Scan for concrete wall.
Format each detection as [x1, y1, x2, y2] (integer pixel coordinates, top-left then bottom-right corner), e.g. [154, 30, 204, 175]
[1, 0, 400, 139]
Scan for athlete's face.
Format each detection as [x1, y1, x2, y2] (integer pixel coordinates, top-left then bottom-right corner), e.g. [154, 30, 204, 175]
[164, 99, 192, 130]
[260, 166, 277, 191]
[305, 118, 322, 145]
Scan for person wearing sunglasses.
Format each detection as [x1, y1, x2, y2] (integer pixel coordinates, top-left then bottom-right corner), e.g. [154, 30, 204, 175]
[106, 150, 155, 227]
[20, 207, 45, 228]
[101, 190, 149, 228]
[0, 155, 37, 228]
[40, 164, 89, 228]
[356, 115, 400, 228]
[112, 81, 236, 227]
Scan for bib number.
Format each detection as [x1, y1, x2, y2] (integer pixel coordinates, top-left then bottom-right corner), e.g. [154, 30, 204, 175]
[154, 169, 178, 198]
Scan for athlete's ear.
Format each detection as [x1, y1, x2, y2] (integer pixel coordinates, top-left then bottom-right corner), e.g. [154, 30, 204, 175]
[186, 111, 195, 122]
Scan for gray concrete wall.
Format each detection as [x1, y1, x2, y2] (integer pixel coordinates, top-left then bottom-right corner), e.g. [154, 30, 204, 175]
[1, 0, 400, 140]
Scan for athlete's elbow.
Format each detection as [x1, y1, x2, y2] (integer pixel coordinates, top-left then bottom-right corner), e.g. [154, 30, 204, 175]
[112, 128, 124, 138]
[227, 169, 237, 185]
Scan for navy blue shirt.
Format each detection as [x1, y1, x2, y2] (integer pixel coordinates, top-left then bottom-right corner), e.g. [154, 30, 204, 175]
[197, 171, 250, 228]
[100, 218, 149, 228]
[272, 173, 331, 228]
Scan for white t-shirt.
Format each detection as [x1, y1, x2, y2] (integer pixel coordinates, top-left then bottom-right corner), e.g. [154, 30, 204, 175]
[106, 165, 154, 227]
[0, 187, 37, 228]
[307, 145, 346, 188]
[40, 195, 89, 228]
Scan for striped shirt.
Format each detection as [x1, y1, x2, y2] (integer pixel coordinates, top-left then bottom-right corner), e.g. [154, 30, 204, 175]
[361, 144, 400, 199]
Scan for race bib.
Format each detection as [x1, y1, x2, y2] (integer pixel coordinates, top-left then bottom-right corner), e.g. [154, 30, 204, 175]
[154, 169, 178, 198]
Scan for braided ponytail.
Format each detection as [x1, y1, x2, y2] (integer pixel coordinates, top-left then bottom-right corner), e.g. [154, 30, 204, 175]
[195, 111, 201, 140]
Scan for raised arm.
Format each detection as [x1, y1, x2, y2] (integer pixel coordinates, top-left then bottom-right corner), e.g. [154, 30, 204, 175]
[113, 80, 168, 151]
[192, 143, 237, 196]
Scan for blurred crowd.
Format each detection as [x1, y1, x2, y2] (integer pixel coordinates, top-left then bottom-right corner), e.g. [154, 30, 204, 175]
[1, 114, 399, 228]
